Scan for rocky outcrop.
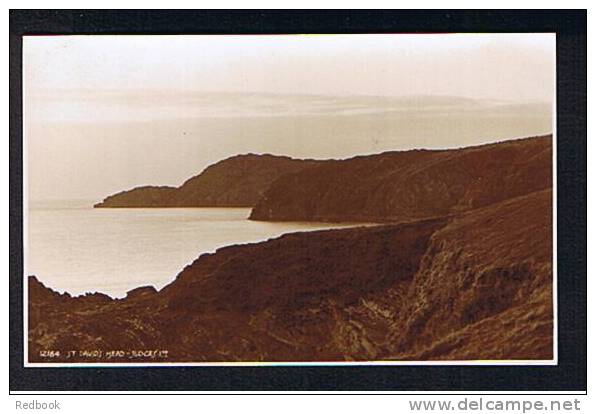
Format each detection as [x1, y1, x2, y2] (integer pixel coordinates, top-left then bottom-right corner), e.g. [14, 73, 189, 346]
[29, 190, 552, 362]
[250, 135, 552, 222]
[95, 154, 321, 208]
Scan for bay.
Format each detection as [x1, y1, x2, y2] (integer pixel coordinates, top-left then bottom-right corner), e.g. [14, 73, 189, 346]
[26, 200, 357, 298]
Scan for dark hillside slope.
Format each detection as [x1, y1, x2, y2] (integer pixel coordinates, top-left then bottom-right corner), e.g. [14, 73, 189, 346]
[250, 135, 551, 222]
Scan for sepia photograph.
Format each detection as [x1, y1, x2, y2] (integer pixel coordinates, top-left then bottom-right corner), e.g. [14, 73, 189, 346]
[7, 7, 588, 398]
[23, 31, 557, 365]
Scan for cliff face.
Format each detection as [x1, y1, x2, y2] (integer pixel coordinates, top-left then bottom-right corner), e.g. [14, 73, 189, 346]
[29, 191, 552, 362]
[390, 189, 553, 360]
[95, 154, 321, 208]
[250, 135, 552, 222]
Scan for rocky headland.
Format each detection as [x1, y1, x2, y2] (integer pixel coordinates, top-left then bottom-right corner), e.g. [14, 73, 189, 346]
[94, 154, 321, 208]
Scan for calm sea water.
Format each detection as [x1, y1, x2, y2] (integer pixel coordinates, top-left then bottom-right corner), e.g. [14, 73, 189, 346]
[26, 200, 356, 298]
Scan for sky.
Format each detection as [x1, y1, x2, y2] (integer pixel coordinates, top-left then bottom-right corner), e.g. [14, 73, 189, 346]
[23, 34, 555, 201]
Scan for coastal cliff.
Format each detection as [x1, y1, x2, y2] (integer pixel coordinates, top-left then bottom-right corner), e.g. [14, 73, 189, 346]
[250, 135, 552, 222]
[95, 135, 551, 225]
[30, 135, 553, 362]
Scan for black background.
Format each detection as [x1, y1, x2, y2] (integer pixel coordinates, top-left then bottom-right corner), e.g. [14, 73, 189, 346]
[9, 9, 587, 392]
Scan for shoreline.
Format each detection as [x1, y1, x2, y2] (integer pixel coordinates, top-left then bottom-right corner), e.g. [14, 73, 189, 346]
[28, 189, 553, 363]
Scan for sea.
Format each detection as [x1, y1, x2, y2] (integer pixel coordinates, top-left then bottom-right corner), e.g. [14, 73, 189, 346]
[26, 200, 356, 298]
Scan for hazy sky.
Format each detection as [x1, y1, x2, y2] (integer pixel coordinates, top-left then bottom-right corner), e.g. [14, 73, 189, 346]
[25, 34, 555, 102]
[24, 34, 555, 201]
